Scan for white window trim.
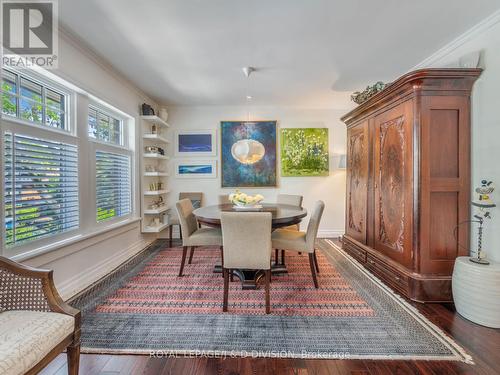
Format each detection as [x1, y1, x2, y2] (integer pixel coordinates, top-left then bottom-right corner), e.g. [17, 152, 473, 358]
[1, 70, 137, 260]
[1, 67, 75, 136]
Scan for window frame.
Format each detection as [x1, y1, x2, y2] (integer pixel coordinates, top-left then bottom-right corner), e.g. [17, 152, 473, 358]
[87, 103, 127, 149]
[88, 101, 134, 226]
[1, 118, 81, 257]
[1, 68, 73, 135]
[0, 70, 137, 260]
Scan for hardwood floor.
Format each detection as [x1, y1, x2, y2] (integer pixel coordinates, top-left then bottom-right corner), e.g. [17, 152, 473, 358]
[39, 240, 500, 375]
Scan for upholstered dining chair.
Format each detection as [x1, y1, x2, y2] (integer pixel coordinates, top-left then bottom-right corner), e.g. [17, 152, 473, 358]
[218, 194, 231, 205]
[168, 192, 203, 247]
[176, 198, 222, 277]
[271, 200, 325, 288]
[221, 211, 273, 314]
[275, 194, 304, 263]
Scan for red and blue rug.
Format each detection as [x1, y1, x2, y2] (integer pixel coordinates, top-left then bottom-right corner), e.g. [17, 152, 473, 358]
[93, 247, 373, 317]
[71, 240, 472, 362]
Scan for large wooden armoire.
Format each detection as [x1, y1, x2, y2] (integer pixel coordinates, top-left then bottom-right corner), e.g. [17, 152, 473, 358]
[342, 68, 482, 303]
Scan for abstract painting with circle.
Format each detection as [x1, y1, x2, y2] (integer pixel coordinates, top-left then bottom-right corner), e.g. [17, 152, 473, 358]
[220, 121, 277, 187]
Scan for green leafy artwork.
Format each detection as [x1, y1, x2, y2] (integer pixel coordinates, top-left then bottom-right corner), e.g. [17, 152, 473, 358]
[280, 128, 329, 177]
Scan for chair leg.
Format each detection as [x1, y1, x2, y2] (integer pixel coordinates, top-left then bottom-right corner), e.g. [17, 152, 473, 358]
[223, 268, 229, 312]
[178, 224, 183, 240]
[67, 343, 80, 375]
[179, 246, 188, 277]
[265, 269, 271, 314]
[313, 250, 320, 273]
[188, 246, 195, 264]
[169, 225, 173, 248]
[281, 249, 285, 265]
[275, 248, 279, 264]
[308, 253, 319, 288]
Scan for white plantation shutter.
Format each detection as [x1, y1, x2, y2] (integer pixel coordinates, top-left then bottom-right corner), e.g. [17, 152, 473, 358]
[96, 151, 131, 222]
[4, 133, 79, 247]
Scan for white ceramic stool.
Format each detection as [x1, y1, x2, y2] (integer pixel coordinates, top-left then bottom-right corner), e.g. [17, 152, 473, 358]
[452, 257, 500, 328]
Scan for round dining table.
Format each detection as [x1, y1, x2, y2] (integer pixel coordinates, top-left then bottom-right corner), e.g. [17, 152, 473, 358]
[193, 203, 307, 290]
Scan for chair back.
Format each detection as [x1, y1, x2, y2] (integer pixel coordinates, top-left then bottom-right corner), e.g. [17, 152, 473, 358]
[305, 200, 325, 251]
[175, 199, 199, 241]
[221, 212, 272, 270]
[179, 192, 203, 209]
[218, 194, 231, 205]
[277, 194, 303, 207]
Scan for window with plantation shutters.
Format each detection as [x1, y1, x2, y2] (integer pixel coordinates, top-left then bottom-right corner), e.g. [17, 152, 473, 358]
[4, 133, 79, 247]
[96, 151, 131, 222]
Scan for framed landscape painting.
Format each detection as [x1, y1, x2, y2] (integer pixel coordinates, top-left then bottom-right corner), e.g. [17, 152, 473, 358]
[280, 128, 329, 177]
[174, 160, 217, 178]
[221, 121, 277, 187]
[174, 129, 217, 157]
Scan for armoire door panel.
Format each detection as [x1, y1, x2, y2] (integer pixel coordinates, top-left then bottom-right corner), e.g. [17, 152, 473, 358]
[420, 96, 470, 275]
[345, 122, 369, 244]
[373, 101, 414, 268]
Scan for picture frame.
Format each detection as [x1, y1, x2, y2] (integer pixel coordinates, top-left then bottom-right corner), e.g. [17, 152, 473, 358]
[174, 160, 217, 179]
[174, 129, 217, 157]
[220, 121, 277, 188]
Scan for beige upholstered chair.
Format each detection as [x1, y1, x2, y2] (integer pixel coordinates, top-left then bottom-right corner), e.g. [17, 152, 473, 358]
[176, 198, 222, 276]
[168, 192, 203, 247]
[218, 194, 231, 205]
[271, 200, 325, 288]
[275, 194, 304, 263]
[221, 212, 272, 314]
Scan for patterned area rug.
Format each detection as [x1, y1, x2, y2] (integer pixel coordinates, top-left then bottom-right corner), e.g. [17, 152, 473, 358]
[90, 248, 373, 317]
[71, 239, 472, 362]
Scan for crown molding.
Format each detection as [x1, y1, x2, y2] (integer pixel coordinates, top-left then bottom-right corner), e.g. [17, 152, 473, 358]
[413, 9, 500, 69]
[57, 25, 158, 107]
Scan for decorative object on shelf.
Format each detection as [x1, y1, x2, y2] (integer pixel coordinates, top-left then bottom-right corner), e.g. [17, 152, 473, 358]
[141, 103, 155, 115]
[351, 81, 387, 105]
[159, 107, 169, 122]
[145, 146, 165, 155]
[280, 128, 329, 177]
[469, 180, 496, 265]
[174, 160, 217, 179]
[229, 190, 264, 209]
[452, 257, 500, 328]
[151, 123, 159, 135]
[149, 182, 164, 191]
[148, 197, 165, 210]
[221, 121, 277, 187]
[174, 129, 216, 156]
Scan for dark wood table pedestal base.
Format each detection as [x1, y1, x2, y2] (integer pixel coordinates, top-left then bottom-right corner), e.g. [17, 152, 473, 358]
[213, 262, 287, 290]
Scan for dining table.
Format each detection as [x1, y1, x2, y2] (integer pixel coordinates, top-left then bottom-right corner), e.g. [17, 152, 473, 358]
[193, 203, 307, 290]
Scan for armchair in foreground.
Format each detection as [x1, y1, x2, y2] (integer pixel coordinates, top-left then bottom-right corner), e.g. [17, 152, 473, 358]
[0, 256, 81, 375]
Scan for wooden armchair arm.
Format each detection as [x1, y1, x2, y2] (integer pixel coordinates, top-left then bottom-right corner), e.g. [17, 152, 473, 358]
[0, 256, 81, 327]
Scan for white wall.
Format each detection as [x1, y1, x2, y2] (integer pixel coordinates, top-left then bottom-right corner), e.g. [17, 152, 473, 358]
[17, 30, 158, 299]
[415, 11, 500, 261]
[166, 106, 350, 238]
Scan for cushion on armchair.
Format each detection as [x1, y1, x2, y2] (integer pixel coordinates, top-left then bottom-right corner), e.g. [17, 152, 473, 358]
[0, 310, 74, 375]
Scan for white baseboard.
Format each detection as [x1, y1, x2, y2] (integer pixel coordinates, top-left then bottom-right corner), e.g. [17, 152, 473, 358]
[317, 229, 344, 238]
[58, 238, 152, 300]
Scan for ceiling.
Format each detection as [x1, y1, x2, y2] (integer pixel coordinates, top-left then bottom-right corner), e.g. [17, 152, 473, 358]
[59, 0, 500, 108]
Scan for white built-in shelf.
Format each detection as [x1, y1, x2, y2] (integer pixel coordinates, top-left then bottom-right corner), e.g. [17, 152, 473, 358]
[143, 134, 170, 144]
[144, 189, 169, 196]
[140, 115, 170, 128]
[143, 153, 169, 160]
[144, 206, 169, 215]
[143, 222, 169, 233]
[144, 172, 169, 177]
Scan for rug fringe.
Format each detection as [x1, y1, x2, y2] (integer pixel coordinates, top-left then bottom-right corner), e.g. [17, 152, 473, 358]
[323, 239, 474, 365]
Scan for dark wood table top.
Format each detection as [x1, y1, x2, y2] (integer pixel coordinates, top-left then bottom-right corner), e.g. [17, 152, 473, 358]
[193, 203, 307, 229]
